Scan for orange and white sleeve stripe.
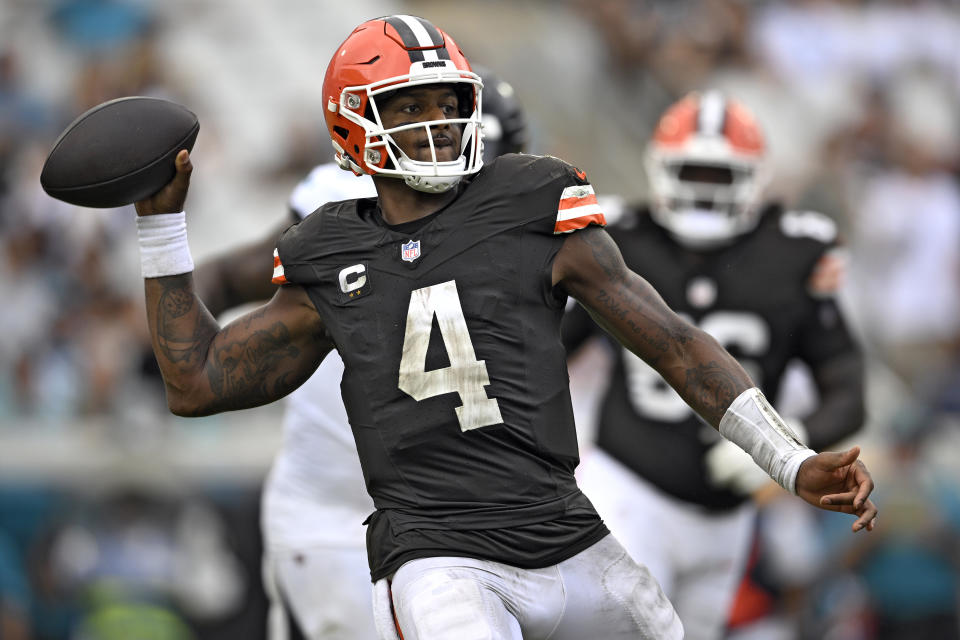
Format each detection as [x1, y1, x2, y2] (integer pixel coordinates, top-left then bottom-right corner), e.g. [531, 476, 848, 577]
[271, 248, 288, 285]
[554, 184, 606, 234]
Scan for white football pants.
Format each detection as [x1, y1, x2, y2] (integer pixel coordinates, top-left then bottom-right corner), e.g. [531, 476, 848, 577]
[377, 534, 683, 640]
[578, 448, 756, 640]
[263, 545, 377, 640]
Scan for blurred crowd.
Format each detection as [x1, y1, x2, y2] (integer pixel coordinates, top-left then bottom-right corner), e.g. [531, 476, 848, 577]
[1, 0, 959, 638]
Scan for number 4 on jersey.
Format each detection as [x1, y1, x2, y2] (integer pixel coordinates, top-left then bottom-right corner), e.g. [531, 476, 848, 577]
[398, 280, 503, 431]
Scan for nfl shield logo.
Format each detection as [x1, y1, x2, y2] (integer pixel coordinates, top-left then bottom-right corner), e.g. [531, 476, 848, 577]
[401, 239, 421, 262]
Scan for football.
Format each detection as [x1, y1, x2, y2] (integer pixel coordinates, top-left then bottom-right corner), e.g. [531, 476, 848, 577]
[40, 96, 199, 208]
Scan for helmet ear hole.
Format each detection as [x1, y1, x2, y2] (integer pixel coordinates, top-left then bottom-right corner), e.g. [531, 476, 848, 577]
[333, 125, 350, 142]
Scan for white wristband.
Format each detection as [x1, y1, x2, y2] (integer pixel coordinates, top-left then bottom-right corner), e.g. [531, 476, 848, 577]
[137, 212, 195, 278]
[718, 388, 817, 495]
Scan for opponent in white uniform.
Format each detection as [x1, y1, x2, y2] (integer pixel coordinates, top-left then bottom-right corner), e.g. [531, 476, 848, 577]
[194, 67, 529, 640]
[261, 165, 378, 640]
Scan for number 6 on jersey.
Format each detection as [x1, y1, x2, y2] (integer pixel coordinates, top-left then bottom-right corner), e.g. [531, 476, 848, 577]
[398, 280, 504, 431]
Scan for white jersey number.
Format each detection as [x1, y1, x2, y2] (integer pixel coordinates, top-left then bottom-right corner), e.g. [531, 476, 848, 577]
[623, 311, 769, 422]
[398, 280, 504, 431]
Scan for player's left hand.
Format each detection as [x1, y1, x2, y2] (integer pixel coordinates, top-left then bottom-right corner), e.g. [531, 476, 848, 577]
[795, 446, 878, 533]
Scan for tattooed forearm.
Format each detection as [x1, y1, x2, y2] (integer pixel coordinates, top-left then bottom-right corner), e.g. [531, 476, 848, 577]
[559, 226, 751, 427]
[681, 361, 741, 425]
[596, 288, 669, 360]
[578, 230, 691, 359]
[595, 289, 628, 321]
[205, 320, 301, 409]
[155, 276, 217, 365]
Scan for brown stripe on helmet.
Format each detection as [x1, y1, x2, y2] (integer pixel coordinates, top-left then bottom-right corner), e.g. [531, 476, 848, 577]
[410, 16, 445, 47]
[382, 16, 426, 62]
[382, 15, 451, 63]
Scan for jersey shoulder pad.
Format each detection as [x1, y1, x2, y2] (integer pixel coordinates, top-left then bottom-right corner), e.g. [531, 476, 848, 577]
[288, 162, 377, 220]
[486, 154, 606, 235]
[272, 200, 355, 285]
[776, 209, 839, 246]
[766, 209, 845, 297]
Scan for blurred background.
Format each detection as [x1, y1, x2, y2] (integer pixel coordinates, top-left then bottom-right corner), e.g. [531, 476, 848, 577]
[1, 0, 960, 638]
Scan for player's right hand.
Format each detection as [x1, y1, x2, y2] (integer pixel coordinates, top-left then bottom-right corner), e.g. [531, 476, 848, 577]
[136, 149, 192, 216]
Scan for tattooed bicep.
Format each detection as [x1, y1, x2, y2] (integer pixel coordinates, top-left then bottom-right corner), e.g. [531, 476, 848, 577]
[205, 319, 302, 400]
[554, 226, 628, 292]
[578, 227, 627, 282]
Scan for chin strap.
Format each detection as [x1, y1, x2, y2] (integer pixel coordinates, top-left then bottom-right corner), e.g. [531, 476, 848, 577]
[402, 173, 462, 193]
[398, 156, 468, 193]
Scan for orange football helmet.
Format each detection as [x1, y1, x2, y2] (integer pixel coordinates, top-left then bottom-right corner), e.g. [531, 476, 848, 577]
[645, 91, 770, 248]
[323, 15, 483, 193]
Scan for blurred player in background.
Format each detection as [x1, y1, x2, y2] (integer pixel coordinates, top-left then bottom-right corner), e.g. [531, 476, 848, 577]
[194, 65, 529, 640]
[564, 90, 866, 640]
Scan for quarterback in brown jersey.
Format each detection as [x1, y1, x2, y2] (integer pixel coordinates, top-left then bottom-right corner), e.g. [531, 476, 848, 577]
[131, 15, 877, 640]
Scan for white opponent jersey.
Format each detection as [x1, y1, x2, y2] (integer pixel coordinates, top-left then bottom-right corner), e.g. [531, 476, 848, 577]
[261, 163, 378, 549]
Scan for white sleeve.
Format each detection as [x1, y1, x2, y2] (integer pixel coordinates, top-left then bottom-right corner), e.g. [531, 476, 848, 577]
[288, 163, 377, 219]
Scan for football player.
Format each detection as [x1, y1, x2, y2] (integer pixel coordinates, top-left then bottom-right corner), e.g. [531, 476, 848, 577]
[132, 15, 877, 640]
[193, 66, 528, 640]
[565, 91, 866, 640]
